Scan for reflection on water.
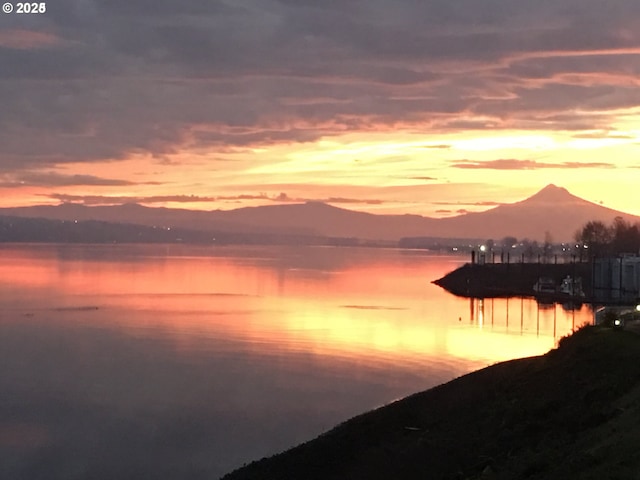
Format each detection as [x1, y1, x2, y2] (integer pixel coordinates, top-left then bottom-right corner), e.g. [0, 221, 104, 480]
[0, 245, 593, 479]
[468, 296, 584, 340]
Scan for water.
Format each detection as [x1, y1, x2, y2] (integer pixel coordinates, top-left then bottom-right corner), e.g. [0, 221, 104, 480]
[0, 244, 592, 479]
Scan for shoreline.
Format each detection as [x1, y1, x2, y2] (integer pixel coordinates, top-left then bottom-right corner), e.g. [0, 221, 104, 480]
[221, 325, 640, 479]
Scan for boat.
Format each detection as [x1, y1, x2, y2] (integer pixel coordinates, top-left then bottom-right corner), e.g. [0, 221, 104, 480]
[559, 275, 585, 297]
[533, 277, 555, 294]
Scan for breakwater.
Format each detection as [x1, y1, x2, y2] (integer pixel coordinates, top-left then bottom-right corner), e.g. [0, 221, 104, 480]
[433, 261, 592, 299]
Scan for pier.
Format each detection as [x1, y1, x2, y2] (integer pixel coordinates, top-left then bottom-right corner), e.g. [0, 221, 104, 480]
[433, 261, 591, 301]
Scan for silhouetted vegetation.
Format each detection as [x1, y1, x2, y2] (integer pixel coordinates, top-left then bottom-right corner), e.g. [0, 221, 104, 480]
[575, 217, 640, 257]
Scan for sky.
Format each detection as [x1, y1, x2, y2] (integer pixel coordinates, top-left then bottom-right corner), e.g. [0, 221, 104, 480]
[1, 0, 640, 217]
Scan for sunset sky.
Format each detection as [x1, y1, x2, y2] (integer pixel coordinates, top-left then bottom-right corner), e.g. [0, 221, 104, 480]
[1, 0, 640, 217]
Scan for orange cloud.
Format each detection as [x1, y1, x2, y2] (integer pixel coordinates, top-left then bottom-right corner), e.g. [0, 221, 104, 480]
[451, 159, 616, 170]
[0, 29, 63, 50]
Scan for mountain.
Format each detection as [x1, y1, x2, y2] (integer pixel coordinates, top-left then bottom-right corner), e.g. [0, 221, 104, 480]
[432, 184, 639, 241]
[207, 201, 437, 240]
[0, 201, 438, 242]
[1, 185, 638, 242]
[0, 203, 314, 236]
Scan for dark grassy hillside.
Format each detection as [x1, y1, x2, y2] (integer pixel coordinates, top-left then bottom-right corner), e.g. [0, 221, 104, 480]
[222, 325, 640, 480]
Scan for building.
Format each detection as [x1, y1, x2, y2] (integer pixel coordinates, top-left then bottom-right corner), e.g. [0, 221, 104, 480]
[593, 255, 640, 302]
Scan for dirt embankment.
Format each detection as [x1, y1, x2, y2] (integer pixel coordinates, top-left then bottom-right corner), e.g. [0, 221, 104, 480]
[222, 326, 640, 480]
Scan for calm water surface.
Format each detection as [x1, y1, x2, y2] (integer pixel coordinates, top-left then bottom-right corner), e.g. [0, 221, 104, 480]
[0, 244, 592, 479]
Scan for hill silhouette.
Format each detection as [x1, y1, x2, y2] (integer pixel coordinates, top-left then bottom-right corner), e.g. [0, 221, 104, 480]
[1, 185, 638, 242]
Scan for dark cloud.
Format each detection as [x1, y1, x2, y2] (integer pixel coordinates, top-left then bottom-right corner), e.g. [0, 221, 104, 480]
[325, 197, 383, 205]
[2, 0, 640, 170]
[421, 145, 452, 150]
[45, 192, 385, 207]
[451, 159, 617, 170]
[0, 173, 140, 188]
[47, 194, 220, 205]
[505, 53, 640, 82]
[572, 131, 636, 139]
[473, 83, 640, 121]
[434, 200, 504, 206]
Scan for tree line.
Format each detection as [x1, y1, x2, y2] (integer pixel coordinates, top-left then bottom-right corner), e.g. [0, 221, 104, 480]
[574, 217, 640, 257]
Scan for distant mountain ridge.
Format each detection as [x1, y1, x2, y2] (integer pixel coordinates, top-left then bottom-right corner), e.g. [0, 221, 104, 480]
[1, 185, 638, 242]
[432, 184, 637, 241]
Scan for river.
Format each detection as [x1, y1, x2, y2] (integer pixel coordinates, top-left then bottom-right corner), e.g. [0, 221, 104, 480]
[0, 244, 592, 479]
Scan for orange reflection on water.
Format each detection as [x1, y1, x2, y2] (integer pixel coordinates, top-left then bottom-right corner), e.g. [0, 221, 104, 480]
[0, 245, 592, 367]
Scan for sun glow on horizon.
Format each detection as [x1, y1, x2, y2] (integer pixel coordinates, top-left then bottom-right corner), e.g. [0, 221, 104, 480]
[1, 124, 640, 218]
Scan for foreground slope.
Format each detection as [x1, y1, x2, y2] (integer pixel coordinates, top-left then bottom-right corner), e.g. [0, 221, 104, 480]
[222, 326, 640, 480]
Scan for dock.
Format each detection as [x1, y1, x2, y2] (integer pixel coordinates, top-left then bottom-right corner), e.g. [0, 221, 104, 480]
[433, 261, 592, 300]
